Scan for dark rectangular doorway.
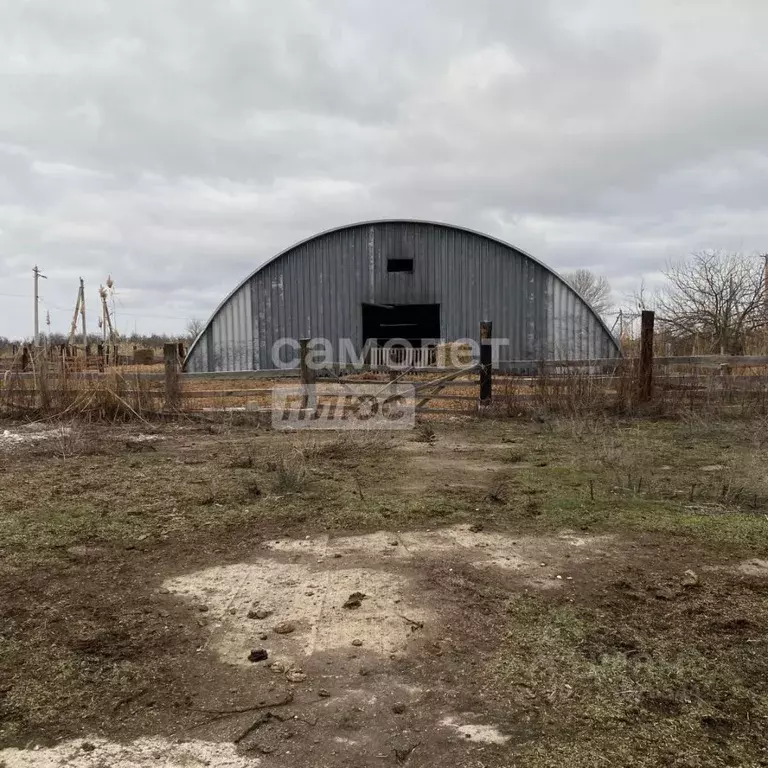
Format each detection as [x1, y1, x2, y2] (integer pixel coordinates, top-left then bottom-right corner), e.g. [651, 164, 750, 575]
[362, 303, 441, 347]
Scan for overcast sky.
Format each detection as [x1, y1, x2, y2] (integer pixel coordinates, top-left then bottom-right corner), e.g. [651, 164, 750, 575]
[1, 0, 767, 340]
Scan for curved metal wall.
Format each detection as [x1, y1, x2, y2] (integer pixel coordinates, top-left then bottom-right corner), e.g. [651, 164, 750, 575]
[185, 220, 620, 372]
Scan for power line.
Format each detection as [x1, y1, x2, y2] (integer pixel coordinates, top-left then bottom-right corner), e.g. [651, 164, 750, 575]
[41, 304, 190, 322]
[4, 292, 194, 321]
[33, 298, 191, 321]
[109, 310, 192, 321]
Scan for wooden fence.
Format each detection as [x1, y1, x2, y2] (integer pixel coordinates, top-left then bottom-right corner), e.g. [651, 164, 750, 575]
[5, 354, 767, 418]
[3, 313, 768, 418]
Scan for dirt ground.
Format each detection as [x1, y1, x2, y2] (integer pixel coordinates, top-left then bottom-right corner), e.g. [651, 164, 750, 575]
[1, 413, 767, 767]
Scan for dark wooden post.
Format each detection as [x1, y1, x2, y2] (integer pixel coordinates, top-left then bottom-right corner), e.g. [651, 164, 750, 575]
[299, 338, 317, 412]
[164, 342, 181, 410]
[479, 321, 493, 403]
[719, 361, 733, 401]
[638, 310, 655, 403]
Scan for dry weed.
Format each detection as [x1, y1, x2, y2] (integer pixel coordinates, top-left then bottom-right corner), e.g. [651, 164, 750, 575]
[272, 456, 308, 494]
[0, 350, 161, 422]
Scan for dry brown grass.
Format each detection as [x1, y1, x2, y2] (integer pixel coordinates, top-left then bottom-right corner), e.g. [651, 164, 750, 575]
[4, 349, 768, 425]
[1, 352, 162, 422]
[496, 363, 768, 420]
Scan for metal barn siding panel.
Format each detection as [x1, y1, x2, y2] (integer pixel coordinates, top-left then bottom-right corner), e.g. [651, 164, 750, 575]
[185, 220, 620, 372]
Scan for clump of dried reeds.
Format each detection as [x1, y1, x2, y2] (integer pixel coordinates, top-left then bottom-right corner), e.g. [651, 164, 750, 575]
[0, 349, 161, 422]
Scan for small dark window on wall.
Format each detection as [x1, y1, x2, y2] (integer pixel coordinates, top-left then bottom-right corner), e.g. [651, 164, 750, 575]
[387, 258, 414, 273]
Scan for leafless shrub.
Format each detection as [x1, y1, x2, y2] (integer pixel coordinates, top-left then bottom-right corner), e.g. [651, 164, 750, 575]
[498, 364, 631, 418]
[273, 457, 307, 494]
[496, 360, 768, 422]
[49, 422, 85, 459]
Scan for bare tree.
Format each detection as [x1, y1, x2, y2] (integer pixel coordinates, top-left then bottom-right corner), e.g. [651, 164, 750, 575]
[562, 269, 613, 317]
[186, 318, 205, 341]
[656, 250, 767, 354]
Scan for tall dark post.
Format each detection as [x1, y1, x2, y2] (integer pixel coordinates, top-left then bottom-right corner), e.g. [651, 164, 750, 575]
[479, 321, 493, 403]
[299, 338, 317, 412]
[638, 310, 655, 403]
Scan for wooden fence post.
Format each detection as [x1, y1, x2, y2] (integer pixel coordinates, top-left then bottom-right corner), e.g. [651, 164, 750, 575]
[164, 342, 181, 410]
[638, 310, 655, 402]
[299, 338, 317, 412]
[719, 361, 733, 401]
[479, 321, 493, 403]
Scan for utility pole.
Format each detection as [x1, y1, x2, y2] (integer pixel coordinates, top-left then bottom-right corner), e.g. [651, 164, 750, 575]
[99, 285, 117, 345]
[100, 286, 107, 343]
[80, 277, 87, 351]
[68, 277, 87, 351]
[33, 266, 47, 346]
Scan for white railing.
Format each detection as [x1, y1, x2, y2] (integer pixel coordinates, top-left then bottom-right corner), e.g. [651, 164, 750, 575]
[369, 346, 437, 370]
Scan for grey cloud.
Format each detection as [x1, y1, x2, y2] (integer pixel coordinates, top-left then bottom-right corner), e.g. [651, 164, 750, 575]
[1, 0, 768, 338]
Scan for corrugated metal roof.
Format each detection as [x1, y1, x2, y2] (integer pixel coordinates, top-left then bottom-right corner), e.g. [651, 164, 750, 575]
[185, 219, 620, 372]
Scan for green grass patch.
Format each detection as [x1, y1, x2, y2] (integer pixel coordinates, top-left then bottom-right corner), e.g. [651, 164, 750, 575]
[494, 592, 768, 766]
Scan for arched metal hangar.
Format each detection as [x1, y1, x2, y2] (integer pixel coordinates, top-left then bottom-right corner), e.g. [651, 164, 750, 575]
[184, 219, 619, 372]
